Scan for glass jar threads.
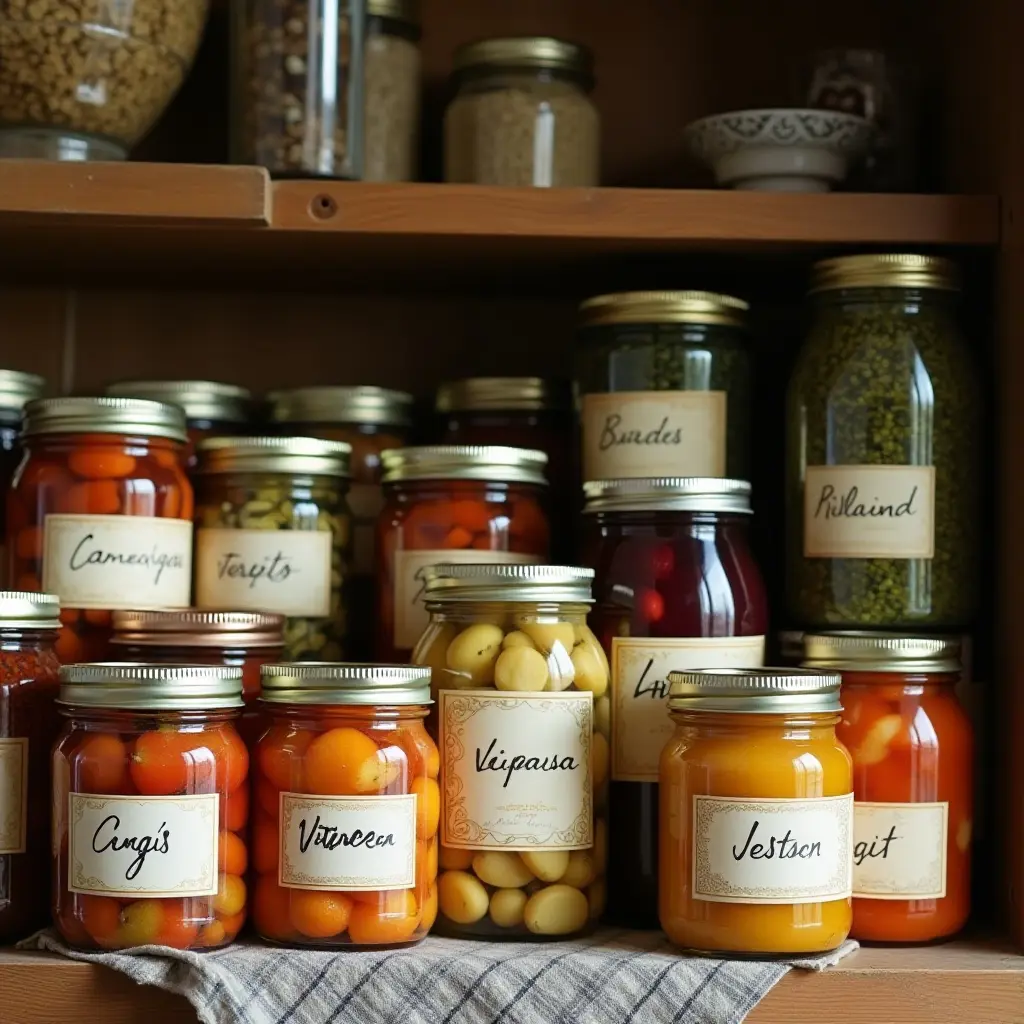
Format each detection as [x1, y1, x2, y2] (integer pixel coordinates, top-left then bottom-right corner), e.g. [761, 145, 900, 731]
[52, 664, 249, 951]
[194, 437, 352, 662]
[804, 632, 972, 943]
[8, 397, 194, 662]
[660, 668, 853, 955]
[0, 591, 60, 943]
[444, 36, 599, 187]
[252, 663, 437, 948]
[377, 446, 550, 658]
[414, 564, 606, 941]
[787, 254, 978, 628]
[582, 477, 768, 928]
[576, 291, 752, 482]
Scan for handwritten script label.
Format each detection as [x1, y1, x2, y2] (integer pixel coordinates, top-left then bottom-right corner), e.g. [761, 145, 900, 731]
[853, 801, 948, 899]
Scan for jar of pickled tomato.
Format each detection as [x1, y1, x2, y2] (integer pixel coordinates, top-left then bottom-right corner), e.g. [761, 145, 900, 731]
[582, 477, 768, 928]
[803, 631, 972, 943]
[0, 590, 60, 943]
[376, 446, 550, 659]
[52, 664, 250, 951]
[661, 668, 853, 956]
[413, 563, 606, 940]
[252, 663, 437, 948]
[8, 397, 194, 662]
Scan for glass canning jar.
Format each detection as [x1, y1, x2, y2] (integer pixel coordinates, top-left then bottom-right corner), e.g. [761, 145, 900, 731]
[377, 446, 550, 659]
[7, 397, 194, 663]
[582, 477, 768, 928]
[576, 291, 752, 482]
[52, 664, 249, 951]
[0, 591, 60, 943]
[804, 632, 972, 943]
[194, 437, 352, 662]
[252, 663, 437, 948]
[413, 564, 606, 941]
[787, 254, 979, 628]
[661, 668, 853, 956]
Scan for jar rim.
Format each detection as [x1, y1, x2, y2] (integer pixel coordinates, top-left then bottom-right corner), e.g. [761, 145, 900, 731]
[59, 663, 244, 710]
[453, 36, 592, 80]
[111, 609, 285, 648]
[381, 445, 548, 485]
[23, 396, 188, 443]
[261, 663, 432, 705]
[195, 436, 352, 477]
[668, 667, 842, 714]
[0, 589, 61, 629]
[801, 631, 962, 673]
[809, 254, 959, 293]
[583, 477, 752, 514]
[578, 290, 748, 328]
[435, 377, 571, 414]
[423, 563, 593, 603]
[268, 385, 414, 429]
[0, 369, 45, 416]
[105, 380, 252, 424]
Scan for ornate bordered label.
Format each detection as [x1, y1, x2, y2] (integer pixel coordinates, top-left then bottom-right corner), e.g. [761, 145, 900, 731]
[0, 738, 28, 855]
[853, 801, 948, 899]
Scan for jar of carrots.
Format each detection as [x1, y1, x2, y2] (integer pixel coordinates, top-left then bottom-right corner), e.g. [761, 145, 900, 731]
[803, 632, 973, 943]
[7, 397, 194, 662]
[52, 664, 249, 951]
[252, 663, 438, 948]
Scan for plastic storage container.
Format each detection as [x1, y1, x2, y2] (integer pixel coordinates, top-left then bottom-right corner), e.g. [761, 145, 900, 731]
[0, 371, 45, 585]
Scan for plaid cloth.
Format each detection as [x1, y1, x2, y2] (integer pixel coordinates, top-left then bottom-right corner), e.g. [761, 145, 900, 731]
[23, 928, 856, 1024]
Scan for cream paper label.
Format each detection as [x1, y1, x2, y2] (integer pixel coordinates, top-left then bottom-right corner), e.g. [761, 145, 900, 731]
[692, 793, 853, 904]
[348, 482, 384, 577]
[853, 801, 948, 899]
[279, 793, 417, 891]
[0, 738, 28, 855]
[68, 793, 219, 897]
[393, 549, 543, 650]
[611, 636, 766, 783]
[195, 528, 332, 617]
[803, 465, 936, 559]
[581, 391, 727, 480]
[42, 514, 192, 610]
[440, 689, 593, 850]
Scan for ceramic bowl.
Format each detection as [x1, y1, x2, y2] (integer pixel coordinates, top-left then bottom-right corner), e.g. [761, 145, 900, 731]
[684, 108, 873, 192]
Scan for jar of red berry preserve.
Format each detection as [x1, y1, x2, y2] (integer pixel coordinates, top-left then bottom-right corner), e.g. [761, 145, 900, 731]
[582, 477, 768, 928]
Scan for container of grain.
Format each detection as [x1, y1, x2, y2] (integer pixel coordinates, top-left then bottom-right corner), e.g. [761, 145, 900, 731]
[444, 36, 600, 187]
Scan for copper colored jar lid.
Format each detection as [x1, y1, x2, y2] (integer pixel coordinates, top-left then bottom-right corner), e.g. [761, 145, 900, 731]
[59, 663, 244, 710]
[111, 609, 285, 649]
[423, 563, 593, 603]
[435, 377, 572, 413]
[105, 380, 252, 424]
[668, 667, 842, 714]
[22, 396, 188, 442]
[381, 444, 548, 484]
[0, 589, 60, 630]
[195, 436, 352, 477]
[0, 369, 45, 417]
[268, 386, 414, 429]
[802, 631, 962, 673]
[261, 663, 432, 705]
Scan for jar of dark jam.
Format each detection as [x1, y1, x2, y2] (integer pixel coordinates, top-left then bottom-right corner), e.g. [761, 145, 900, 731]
[582, 477, 768, 928]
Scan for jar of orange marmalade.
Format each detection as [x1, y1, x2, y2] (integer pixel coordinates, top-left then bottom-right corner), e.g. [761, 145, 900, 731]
[803, 632, 972, 943]
[252, 663, 438, 948]
[660, 668, 853, 956]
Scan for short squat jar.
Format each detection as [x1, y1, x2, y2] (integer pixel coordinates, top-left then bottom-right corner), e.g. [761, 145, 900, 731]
[787, 254, 978, 628]
[660, 668, 853, 956]
[252, 663, 438, 948]
[413, 564, 607, 940]
[804, 632, 972, 943]
[582, 477, 768, 928]
[52, 664, 250, 951]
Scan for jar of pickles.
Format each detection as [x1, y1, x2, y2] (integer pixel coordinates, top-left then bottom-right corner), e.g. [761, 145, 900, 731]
[252, 663, 437, 948]
[413, 564, 606, 940]
[376, 446, 550, 659]
[803, 632, 972, 943]
[0, 590, 60, 943]
[582, 478, 768, 928]
[194, 437, 352, 662]
[661, 668, 853, 955]
[8, 397, 194, 662]
[0, 371, 45, 585]
[52, 664, 249, 951]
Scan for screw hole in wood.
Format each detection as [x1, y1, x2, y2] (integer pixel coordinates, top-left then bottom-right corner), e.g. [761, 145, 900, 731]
[310, 194, 337, 220]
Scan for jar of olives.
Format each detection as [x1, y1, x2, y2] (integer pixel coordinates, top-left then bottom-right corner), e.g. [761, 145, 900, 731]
[193, 438, 352, 661]
[413, 563, 606, 940]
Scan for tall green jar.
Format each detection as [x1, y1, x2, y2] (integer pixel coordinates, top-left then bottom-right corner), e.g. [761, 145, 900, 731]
[786, 254, 978, 628]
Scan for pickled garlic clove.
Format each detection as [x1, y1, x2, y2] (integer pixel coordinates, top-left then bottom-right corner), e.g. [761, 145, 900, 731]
[855, 714, 903, 765]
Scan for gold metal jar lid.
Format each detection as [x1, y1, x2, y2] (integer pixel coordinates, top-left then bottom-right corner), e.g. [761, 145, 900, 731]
[59, 663, 244, 710]
[802, 631, 962, 673]
[423, 564, 594, 603]
[578, 291, 749, 328]
[381, 445, 548, 485]
[261, 663, 432, 705]
[196, 436, 352, 477]
[22, 396, 188, 442]
[268, 386, 414, 429]
[0, 369, 45, 416]
[105, 380, 252, 424]
[583, 477, 752, 514]
[668, 667, 842, 714]
[368, 0, 419, 23]
[0, 590, 60, 629]
[111, 610, 285, 649]
[436, 377, 571, 413]
[809, 254, 960, 293]
[453, 36, 593, 78]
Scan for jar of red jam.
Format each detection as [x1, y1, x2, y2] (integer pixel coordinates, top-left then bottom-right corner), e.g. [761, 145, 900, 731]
[0, 590, 60, 943]
[376, 446, 550, 659]
[52, 664, 249, 951]
[582, 477, 768, 928]
[803, 631, 973, 943]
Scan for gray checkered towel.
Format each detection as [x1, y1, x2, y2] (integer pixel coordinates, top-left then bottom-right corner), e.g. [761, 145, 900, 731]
[23, 928, 857, 1024]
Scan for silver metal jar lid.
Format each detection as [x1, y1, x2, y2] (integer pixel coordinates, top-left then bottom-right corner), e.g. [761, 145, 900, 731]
[105, 380, 252, 424]
[261, 663, 432, 705]
[582, 477, 752, 514]
[423, 564, 594, 603]
[0, 590, 60, 629]
[381, 445, 548, 485]
[111, 609, 285, 649]
[195, 436, 352, 477]
[802, 631, 962, 673]
[22, 396, 188, 442]
[59, 663, 244, 710]
[268, 386, 414, 429]
[668, 667, 842, 714]
[435, 378, 571, 413]
[0, 370, 45, 416]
